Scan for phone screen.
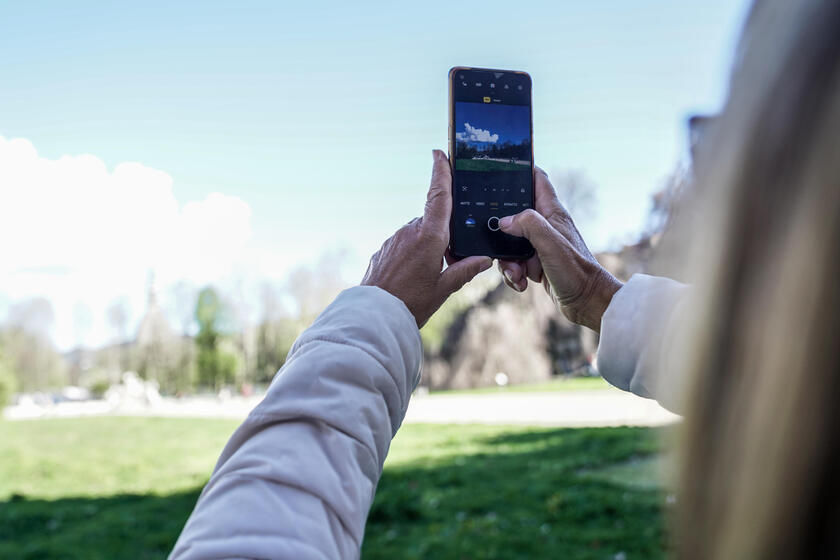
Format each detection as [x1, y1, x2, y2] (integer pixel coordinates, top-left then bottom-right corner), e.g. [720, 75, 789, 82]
[449, 67, 534, 259]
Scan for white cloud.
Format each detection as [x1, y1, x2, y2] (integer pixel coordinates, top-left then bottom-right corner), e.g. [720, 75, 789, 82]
[455, 122, 499, 143]
[0, 134, 255, 349]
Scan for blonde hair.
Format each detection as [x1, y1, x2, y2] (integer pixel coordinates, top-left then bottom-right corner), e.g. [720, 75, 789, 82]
[670, 0, 840, 558]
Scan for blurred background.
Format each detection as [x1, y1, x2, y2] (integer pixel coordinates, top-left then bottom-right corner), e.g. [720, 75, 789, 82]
[0, 1, 748, 558]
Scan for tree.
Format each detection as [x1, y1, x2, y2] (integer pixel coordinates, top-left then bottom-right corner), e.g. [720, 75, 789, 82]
[7, 297, 54, 334]
[2, 298, 66, 391]
[251, 282, 295, 384]
[286, 249, 350, 323]
[254, 296, 298, 384]
[227, 278, 257, 384]
[69, 301, 94, 385]
[159, 338, 195, 395]
[549, 169, 598, 224]
[645, 165, 690, 237]
[0, 352, 17, 409]
[194, 287, 237, 391]
[106, 298, 130, 342]
[136, 282, 181, 391]
[169, 282, 200, 393]
[106, 298, 131, 380]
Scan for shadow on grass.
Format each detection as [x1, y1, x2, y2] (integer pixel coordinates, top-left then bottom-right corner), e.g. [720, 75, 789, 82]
[363, 426, 668, 560]
[0, 489, 201, 560]
[0, 426, 667, 560]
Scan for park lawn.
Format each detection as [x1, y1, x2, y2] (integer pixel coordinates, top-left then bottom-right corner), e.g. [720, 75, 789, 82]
[455, 159, 530, 172]
[0, 417, 668, 559]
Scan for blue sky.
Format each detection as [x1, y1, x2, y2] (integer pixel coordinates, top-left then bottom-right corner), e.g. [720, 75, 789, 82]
[0, 0, 749, 348]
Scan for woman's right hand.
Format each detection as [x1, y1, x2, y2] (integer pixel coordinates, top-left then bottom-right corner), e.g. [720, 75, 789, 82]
[496, 169, 623, 332]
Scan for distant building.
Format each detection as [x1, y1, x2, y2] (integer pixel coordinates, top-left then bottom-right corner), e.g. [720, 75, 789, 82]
[136, 271, 174, 348]
[135, 271, 177, 382]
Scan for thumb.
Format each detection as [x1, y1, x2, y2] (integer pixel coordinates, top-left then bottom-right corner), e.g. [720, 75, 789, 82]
[439, 256, 492, 295]
[498, 209, 561, 253]
[422, 149, 453, 237]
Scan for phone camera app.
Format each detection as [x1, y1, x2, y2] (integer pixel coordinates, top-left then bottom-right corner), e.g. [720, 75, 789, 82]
[454, 101, 531, 172]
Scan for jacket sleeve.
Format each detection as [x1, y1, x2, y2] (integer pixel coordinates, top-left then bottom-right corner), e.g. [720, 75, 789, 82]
[596, 273, 690, 413]
[169, 286, 422, 560]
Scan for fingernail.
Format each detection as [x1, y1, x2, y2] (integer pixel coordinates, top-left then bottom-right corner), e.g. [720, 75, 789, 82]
[433, 149, 445, 161]
[504, 270, 515, 284]
[479, 257, 492, 272]
[499, 216, 513, 229]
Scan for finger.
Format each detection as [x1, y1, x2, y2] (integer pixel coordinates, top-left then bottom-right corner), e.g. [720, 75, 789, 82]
[439, 256, 492, 295]
[533, 167, 569, 222]
[422, 149, 452, 238]
[523, 253, 544, 284]
[498, 260, 527, 292]
[498, 209, 562, 254]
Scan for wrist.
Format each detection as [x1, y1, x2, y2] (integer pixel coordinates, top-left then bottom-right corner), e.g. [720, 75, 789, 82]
[585, 272, 623, 332]
[562, 268, 623, 332]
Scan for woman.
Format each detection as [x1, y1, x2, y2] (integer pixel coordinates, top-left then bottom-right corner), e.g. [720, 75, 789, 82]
[669, 0, 840, 557]
[172, 0, 840, 557]
[502, 1, 840, 556]
[169, 151, 495, 559]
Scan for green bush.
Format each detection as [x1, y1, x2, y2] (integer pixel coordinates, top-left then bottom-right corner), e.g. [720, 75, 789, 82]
[420, 292, 474, 354]
[0, 361, 17, 409]
[88, 379, 111, 399]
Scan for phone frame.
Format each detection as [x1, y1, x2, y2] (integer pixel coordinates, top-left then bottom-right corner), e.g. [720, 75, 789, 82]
[447, 66, 536, 260]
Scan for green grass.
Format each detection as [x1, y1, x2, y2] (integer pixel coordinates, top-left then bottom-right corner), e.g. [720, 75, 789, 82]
[431, 375, 612, 395]
[580, 455, 667, 490]
[0, 418, 667, 559]
[455, 158, 530, 171]
[0, 417, 239, 559]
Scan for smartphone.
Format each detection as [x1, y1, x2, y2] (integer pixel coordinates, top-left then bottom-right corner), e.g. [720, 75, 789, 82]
[448, 66, 535, 259]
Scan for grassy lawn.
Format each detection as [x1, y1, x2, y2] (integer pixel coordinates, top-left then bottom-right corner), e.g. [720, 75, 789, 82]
[455, 159, 529, 172]
[0, 417, 668, 559]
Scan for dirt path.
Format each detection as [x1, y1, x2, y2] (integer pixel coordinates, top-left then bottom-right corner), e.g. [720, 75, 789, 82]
[5, 386, 678, 427]
[404, 388, 678, 427]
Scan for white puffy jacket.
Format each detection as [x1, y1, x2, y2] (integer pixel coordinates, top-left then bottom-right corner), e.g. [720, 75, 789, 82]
[170, 286, 422, 559]
[597, 274, 690, 413]
[170, 274, 686, 559]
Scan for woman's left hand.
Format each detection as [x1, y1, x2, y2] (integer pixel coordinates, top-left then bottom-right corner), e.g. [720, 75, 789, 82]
[362, 150, 492, 327]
